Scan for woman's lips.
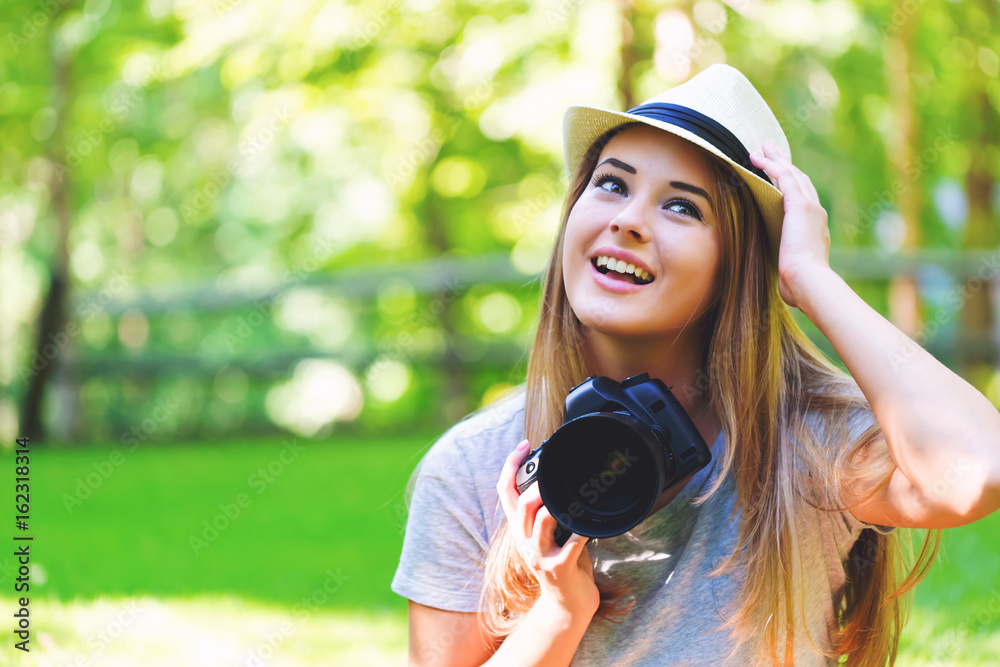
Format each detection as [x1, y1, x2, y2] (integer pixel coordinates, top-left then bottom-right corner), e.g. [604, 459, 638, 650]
[590, 259, 652, 294]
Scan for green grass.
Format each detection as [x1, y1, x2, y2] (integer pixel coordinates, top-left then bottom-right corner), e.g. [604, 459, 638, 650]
[2, 433, 436, 611]
[0, 435, 998, 664]
[896, 511, 1000, 664]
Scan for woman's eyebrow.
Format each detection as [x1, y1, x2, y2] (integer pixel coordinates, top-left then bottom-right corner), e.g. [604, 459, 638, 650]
[670, 181, 713, 211]
[596, 156, 715, 214]
[596, 157, 636, 174]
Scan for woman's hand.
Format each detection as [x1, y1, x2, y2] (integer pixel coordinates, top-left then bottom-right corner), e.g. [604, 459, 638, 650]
[496, 439, 600, 617]
[749, 140, 832, 309]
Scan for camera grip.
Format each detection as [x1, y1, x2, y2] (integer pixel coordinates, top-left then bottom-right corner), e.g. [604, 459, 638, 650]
[514, 446, 575, 548]
[514, 447, 542, 493]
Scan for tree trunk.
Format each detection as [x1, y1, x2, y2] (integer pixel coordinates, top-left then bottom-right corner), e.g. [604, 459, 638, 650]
[617, 0, 637, 110]
[21, 32, 75, 443]
[955, 1, 998, 387]
[424, 197, 470, 426]
[959, 92, 999, 382]
[884, 0, 921, 341]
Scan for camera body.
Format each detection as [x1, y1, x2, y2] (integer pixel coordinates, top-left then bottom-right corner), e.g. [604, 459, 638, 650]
[514, 372, 712, 544]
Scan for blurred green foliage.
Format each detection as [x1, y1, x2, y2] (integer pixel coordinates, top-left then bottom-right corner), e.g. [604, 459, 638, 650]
[1, 0, 998, 444]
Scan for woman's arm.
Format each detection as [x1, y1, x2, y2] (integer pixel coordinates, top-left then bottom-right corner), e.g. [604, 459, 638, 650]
[789, 261, 1000, 528]
[407, 439, 599, 666]
[750, 142, 1000, 529]
[407, 595, 594, 667]
[408, 603, 494, 666]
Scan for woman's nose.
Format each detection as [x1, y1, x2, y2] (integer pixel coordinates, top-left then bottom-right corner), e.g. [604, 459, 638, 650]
[609, 203, 651, 241]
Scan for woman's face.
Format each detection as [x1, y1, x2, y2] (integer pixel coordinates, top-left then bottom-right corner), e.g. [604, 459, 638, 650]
[562, 124, 723, 340]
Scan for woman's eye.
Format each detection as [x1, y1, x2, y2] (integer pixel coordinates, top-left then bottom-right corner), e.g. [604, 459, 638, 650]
[666, 199, 703, 221]
[601, 181, 625, 195]
[592, 172, 626, 196]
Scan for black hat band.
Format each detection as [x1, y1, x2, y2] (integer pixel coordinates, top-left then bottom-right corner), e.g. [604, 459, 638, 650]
[625, 102, 771, 184]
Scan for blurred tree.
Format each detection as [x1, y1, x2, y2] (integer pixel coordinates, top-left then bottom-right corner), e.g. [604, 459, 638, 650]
[959, 2, 999, 380]
[20, 5, 74, 442]
[617, 0, 638, 110]
[884, 0, 921, 340]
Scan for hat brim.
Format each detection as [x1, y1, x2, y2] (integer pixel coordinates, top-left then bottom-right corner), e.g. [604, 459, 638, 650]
[563, 105, 786, 262]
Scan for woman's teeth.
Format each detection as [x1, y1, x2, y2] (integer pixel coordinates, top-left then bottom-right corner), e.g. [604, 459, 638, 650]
[595, 256, 654, 284]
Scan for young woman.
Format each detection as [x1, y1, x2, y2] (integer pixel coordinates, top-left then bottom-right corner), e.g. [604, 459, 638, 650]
[391, 64, 1000, 666]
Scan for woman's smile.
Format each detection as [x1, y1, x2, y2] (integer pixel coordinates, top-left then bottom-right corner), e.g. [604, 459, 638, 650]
[589, 257, 653, 294]
[588, 246, 657, 293]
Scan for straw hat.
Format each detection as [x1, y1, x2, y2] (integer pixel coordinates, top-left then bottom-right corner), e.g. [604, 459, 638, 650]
[563, 63, 789, 260]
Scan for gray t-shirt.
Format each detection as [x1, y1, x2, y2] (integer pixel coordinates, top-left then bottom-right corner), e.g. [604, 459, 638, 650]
[391, 388, 891, 665]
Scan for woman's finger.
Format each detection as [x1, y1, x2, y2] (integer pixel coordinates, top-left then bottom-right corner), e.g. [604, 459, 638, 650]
[516, 480, 544, 541]
[752, 146, 804, 202]
[764, 142, 819, 204]
[751, 150, 793, 199]
[557, 531, 591, 566]
[496, 439, 531, 518]
[532, 504, 559, 554]
[786, 158, 818, 203]
[801, 168, 819, 201]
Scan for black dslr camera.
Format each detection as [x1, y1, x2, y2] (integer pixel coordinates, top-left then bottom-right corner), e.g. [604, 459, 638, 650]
[514, 372, 712, 545]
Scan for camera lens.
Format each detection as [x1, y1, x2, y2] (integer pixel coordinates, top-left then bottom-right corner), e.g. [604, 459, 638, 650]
[536, 413, 670, 538]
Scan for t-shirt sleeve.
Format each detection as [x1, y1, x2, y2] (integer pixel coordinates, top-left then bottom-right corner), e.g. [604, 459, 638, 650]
[391, 426, 495, 612]
[840, 407, 896, 536]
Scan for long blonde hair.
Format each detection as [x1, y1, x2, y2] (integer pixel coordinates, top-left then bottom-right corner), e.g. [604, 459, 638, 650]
[478, 122, 940, 664]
